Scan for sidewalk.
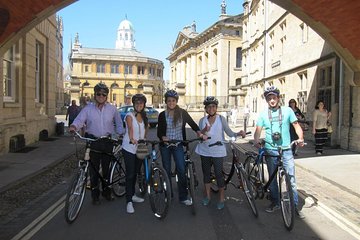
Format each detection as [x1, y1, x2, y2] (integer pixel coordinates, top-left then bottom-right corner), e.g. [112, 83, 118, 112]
[0, 122, 359, 199]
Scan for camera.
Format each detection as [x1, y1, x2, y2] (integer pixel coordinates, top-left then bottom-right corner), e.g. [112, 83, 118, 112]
[272, 132, 282, 141]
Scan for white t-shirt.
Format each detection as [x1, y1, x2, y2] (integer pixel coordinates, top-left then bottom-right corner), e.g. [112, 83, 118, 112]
[195, 115, 227, 157]
[122, 112, 145, 154]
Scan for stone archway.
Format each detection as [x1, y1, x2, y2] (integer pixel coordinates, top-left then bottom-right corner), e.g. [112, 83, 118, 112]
[0, 0, 360, 83]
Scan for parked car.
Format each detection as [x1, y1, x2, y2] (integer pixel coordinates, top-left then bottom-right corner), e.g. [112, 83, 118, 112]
[118, 106, 159, 128]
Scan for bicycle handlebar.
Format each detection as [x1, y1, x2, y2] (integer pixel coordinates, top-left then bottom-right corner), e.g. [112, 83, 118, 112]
[72, 131, 123, 143]
[208, 131, 252, 147]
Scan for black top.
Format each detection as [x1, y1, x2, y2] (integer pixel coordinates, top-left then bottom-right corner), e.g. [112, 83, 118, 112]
[157, 108, 200, 142]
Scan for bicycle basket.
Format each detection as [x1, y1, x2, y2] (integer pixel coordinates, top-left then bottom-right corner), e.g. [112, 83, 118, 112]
[136, 143, 149, 160]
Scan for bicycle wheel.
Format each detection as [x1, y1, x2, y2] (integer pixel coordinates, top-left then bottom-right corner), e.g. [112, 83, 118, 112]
[238, 166, 258, 217]
[279, 169, 295, 231]
[187, 162, 196, 215]
[64, 165, 88, 224]
[149, 165, 171, 219]
[110, 159, 126, 197]
[244, 156, 263, 199]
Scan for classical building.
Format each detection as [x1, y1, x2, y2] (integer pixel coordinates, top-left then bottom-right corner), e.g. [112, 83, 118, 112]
[167, 1, 243, 108]
[241, 0, 360, 151]
[69, 18, 164, 107]
[0, 15, 63, 154]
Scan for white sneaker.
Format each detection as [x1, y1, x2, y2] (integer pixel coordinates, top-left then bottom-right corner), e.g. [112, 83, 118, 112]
[181, 199, 193, 206]
[126, 202, 134, 214]
[132, 195, 145, 203]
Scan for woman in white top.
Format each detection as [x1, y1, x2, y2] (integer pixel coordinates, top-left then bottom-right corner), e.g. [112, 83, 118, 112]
[122, 94, 148, 214]
[195, 97, 245, 210]
[312, 100, 331, 155]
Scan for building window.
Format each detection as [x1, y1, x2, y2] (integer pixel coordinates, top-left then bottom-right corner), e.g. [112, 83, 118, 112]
[300, 23, 308, 43]
[3, 45, 16, 102]
[125, 64, 132, 74]
[298, 71, 308, 90]
[111, 64, 119, 74]
[236, 47, 242, 68]
[279, 94, 285, 106]
[297, 91, 308, 113]
[213, 49, 218, 70]
[137, 66, 145, 75]
[84, 65, 90, 72]
[97, 63, 105, 73]
[35, 42, 44, 103]
[318, 65, 333, 111]
[157, 69, 162, 77]
[149, 67, 155, 76]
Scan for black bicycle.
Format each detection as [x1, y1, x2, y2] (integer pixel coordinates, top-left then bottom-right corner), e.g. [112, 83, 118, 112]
[64, 132, 126, 224]
[209, 137, 258, 217]
[135, 139, 171, 219]
[244, 140, 305, 231]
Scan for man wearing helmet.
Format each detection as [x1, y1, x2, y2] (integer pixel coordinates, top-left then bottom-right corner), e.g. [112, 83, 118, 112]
[195, 96, 246, 210]
[253, 86, 305, 218]
[122, 93, 148, 213]
[69, 83, 124, 205]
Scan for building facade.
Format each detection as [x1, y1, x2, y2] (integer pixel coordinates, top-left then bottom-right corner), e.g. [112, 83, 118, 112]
[69, 18, 164, 107]
[0, 15, 63, 154]
[241, 0, 360, 151]
[167, 3, 243, 109]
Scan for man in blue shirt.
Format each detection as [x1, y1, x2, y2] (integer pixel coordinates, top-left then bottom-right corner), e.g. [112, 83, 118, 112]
[254, 86, 305, 219]
[69, 83, 124, 204]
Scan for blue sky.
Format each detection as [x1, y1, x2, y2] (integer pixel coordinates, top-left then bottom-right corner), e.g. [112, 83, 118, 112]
[58, 0, 243, 79]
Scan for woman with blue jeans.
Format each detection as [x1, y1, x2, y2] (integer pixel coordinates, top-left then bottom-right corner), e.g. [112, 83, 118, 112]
[157, 90, 205, 205]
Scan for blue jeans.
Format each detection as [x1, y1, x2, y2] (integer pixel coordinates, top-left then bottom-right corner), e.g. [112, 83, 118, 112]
[160, 144, 188, 201]
[265, 149, 299, 207]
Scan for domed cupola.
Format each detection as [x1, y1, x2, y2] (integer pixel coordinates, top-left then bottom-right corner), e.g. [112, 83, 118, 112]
[116, 16, 136, 49]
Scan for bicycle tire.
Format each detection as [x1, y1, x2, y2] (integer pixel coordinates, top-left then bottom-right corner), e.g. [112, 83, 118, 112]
[279, 169, 295, 231]
[244, 156, 263, 199]
[110, 159, 126, 197]
[149, 165, 171, 219]
[64, 166, 88, 224]
[187, 162, 196, 215]
[238, 166, 258, 217]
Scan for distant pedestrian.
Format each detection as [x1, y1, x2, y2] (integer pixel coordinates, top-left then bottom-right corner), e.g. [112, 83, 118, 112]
[230, 105, 238, 126]
[289, 99, 306, 155]
[65, 100, 80, 126]
[312, 100, 331, 155]
[243, 105, 250, 127]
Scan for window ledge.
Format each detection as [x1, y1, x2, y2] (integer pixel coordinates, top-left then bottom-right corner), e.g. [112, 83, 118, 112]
[4, 102, 20, 108]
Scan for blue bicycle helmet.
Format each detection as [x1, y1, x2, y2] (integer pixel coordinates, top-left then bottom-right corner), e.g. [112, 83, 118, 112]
[164, 89, 179, 101]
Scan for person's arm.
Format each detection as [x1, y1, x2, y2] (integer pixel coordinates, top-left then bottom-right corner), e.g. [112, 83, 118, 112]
[126, 115, 137, 144]
[293, 122, 304, 146]
[312, 110, 318, 134]
[114, 108, 125, 135]
[253, 126, 263, 148]
[183, 109, 203, 138]
[157, 112, 167, 141]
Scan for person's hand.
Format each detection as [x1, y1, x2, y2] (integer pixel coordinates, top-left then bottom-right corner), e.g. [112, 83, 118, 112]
[237, 130, 246, 138]
[253, 141, 261, 149]
[297, 139, 305, 147]
[312, 129, 316, 135]
[68, 125, 76, 133]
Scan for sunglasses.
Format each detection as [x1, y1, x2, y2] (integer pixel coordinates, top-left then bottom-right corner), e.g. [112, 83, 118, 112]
[96, 93, 108, 97]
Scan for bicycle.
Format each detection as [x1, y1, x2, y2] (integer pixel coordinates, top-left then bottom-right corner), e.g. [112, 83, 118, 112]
[164, 138, 205, 215]
[135, 139, 171, 219]
[244, 139, 305, 231]
[208, 137, 258, 217]
[64, 132, 126, 224]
